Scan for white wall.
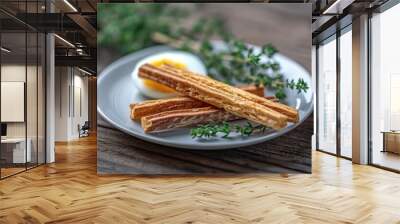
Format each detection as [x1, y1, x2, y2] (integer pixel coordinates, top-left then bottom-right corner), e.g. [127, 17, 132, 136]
[54, 67, 89, 141]
[1, 64, 46, 164]
[1, 65, 38, 138]
[71, 73, 89, 138]
[55, 67, 69, 141]
[1, 65, 26, 139]
[1, 65, 26, 133]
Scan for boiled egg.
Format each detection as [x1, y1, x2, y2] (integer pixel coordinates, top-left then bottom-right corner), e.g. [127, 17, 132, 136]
[132, 51, 207, 99]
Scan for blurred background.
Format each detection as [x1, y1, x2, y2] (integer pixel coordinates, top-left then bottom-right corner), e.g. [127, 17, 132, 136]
[98, 3, 311, 72]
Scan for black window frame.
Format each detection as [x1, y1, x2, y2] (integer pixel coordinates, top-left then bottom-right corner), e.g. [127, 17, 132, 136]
[314, 15, 353, 161]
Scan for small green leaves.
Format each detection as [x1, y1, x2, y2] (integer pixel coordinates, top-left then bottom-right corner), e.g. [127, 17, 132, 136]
[275, 89, 287, 100]
[195, 38, 308, 100]
[286, 78, 309, 94]
[295, 78, 309, 93]
[262, 43, 278, 58]
[248, 53, 262, 65]
[190, 122, 230, 138]
[191, 122, 267, 139]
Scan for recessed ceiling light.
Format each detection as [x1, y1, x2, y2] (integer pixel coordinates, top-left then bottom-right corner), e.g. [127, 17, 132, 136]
[63, 0, 78, 12]
[322, 0, 354, 15]
[54, 34, 75, 48]
[78, 67, 93, 76]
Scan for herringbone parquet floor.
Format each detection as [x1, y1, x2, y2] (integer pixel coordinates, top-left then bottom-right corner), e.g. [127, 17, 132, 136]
[1, 134, 400, 224]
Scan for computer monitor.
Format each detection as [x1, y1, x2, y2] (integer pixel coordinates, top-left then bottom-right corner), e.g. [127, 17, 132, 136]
[1, 123, 7, 137]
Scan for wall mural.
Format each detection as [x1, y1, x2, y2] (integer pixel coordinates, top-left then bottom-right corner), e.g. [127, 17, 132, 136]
[97, 3, 313, 174]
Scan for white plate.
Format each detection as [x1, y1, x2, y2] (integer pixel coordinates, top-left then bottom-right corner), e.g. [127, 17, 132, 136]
[98, 43, 313, 150]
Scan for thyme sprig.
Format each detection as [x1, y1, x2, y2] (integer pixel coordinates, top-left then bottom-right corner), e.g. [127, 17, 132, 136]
[191, 122, 267, 139]
[152, 32, 309, 100]
[194, 38, 309, 99]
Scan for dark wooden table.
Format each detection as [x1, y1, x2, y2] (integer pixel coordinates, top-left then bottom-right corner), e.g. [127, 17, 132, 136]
[97, 3, 312, 174]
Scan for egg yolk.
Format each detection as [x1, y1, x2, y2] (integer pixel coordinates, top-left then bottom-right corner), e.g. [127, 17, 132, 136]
[142, 59, 187, 93]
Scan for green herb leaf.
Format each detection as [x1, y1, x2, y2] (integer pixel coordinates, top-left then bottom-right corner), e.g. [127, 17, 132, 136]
[191, 122, 268, 139]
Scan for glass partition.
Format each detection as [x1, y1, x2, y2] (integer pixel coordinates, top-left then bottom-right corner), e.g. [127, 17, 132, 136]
[317, 35, 337, 154]
[339, 28, 352, 158]
[370, 3, 400, 171]
[0, 1, 46, 179]
[316, 24, 353, 159]
[1, 30, 28, 177]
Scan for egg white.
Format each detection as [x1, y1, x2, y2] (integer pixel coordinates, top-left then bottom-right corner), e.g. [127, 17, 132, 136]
[132, 51, 207, 99]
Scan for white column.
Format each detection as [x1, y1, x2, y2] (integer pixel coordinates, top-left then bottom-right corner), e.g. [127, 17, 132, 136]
[352, 14, 369, 164]
[45, 0, 56, 163]
[46, 32, 55, 163]
[311, 45, 317, 151]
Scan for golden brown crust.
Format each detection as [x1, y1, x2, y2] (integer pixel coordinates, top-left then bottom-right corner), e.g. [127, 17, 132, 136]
[130, 85, 266, 120]
[139, 95, 279, 132]
[130, 97, 205, 120]
[139, 64, 289, 129]
[162, 64, 298, 122]
[141, 107, 240, 133]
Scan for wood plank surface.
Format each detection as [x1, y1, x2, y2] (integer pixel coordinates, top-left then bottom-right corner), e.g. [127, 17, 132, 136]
[97, 4, 312, 174]
[98, 115, 312, 174]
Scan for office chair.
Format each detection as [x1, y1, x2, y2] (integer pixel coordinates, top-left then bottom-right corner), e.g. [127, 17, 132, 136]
[79, 121, 90, 138]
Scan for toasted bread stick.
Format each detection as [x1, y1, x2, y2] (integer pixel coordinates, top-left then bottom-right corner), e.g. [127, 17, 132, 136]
[161, 64, 298, 122]
[141, 96, 279, 132]
[141, 107, 239, 132]
[139, 64, 289, 129]
[130, 85, 267, 120]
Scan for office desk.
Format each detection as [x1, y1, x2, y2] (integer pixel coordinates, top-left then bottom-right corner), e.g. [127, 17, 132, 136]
[1, 138, 31, 163]
[382, 131, 400, 154]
